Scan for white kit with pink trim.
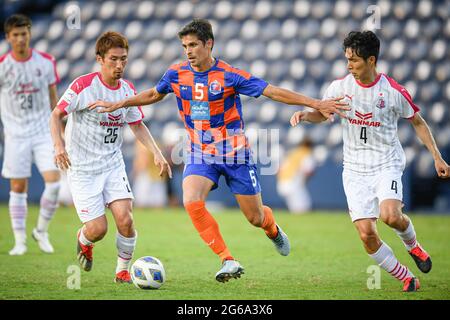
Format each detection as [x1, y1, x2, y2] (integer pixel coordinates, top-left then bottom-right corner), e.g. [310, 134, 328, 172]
[57, 72, 143, 175]
[323, 73, 420, 176]
[0, 49, 59, 138]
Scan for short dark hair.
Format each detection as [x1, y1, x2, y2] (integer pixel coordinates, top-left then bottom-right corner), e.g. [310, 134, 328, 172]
[95, 31, 128, 58]
[5, 14, 32, 34]
[343, 31, 380, 63]
[178, 19, 214, 47]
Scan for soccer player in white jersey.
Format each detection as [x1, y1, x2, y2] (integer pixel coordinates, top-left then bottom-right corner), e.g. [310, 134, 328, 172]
[0, 14, 61, 255]
[290, 31, 450, 292]
[50, 31, 172, 283]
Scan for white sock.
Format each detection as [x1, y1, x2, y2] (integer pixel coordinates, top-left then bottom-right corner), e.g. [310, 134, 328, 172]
[78, 227, 93, 246]
[394, 221, 417, 251]
[116, 231, 137, 273]
[37, 182, 60, 232]
[370, 241, 414, 282]
[9, 192, 28, 244]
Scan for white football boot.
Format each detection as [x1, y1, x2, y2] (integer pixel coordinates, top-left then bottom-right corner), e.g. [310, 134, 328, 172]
[269, 225, 290, 256]
[215, 260, 245, 282]
[32, 228, 54, 253]
[9, 243, 27, 255]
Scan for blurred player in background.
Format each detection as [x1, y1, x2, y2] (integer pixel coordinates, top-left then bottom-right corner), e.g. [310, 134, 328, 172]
[132, 139, 169, 208]
[89, 19, 349, 282]
[0, 14, 61, 255]
[290, 31, 450, 292]
[50, 31, 171, 283]
[277, 137, 316, 214]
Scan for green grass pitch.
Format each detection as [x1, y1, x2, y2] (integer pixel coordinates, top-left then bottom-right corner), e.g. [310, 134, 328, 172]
[0, 205, 449, 300]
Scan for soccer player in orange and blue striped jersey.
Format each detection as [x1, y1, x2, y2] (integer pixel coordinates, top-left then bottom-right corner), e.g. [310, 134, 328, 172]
[156, 58, 265, 166]
[90, 19, 349, 282]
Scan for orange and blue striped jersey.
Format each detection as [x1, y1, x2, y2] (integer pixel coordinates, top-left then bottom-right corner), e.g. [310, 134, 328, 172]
[156, 59, 268, 164]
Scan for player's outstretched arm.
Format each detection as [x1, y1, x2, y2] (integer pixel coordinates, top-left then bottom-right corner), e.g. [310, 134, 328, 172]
[88, 87, 166, 113]
[129, 122, 172, 179]
[410, 113, 450, 178]
[49, 108, 71, 170]
[290, 110, 327, 127]
[262, 84, 350, 120]
[49, 84, 59, 111]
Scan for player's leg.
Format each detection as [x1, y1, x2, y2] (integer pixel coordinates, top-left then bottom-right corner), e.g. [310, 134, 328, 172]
[183, 176, 233, 262]
[377, 171, 432, 274]
[78, 215, 108, 272]
[103, 166, 136, 283]
[344, 170, 418, 292]
[31, 170, 60, 253]
[380, 199, 431, 273]
[109, 199, 136, 284]
[354, 218, 419, 292]
[8, 179, 28, 255]
[225, 163, 290, 256]
[32, 134, 61, 253]
[183, 164, 241, 282]
[2, 135, 32, 255]
[68, 171, 106, 271]
[235, 193, 290, 256]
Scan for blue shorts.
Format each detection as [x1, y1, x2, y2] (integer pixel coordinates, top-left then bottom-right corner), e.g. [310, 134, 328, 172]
[183, 163, 261, 195]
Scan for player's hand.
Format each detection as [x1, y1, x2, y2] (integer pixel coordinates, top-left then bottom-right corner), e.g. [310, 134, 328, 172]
[435, 158, 450, 178]
[88, 100, 122, 113]
[316, 97, 350, 121]
[54, 146, 71, 170]
[290, 111, 305, 126]
[154, 153, 173, 179]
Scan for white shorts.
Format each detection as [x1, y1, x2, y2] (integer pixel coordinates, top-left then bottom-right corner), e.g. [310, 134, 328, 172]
[1, 133, 58, 179]
[67, 165, 134, 223]
[342, 170, 403, 222]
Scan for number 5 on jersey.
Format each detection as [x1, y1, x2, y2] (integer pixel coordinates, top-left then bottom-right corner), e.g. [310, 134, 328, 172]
[194, 83, 204, 100]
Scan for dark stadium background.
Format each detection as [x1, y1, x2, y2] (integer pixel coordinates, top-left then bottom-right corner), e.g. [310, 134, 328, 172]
[1, 0, 449, 213]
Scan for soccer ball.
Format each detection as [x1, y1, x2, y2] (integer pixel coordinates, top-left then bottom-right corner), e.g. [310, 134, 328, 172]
[130, 256, 166, 290]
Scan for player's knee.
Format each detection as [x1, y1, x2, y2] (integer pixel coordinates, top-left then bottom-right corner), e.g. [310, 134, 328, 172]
[381, 207, 402, 226]
[117, 213, 134, 230]
[10, 181, 27, 193]
[183, 197, 204, 208]
[86, 224, 108, 241]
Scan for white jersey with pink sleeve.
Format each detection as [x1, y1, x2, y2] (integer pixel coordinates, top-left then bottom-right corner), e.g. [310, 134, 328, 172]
[56, 72, 143, 175]
[323, 73, 420, 175]
[0, 49, 59, 138]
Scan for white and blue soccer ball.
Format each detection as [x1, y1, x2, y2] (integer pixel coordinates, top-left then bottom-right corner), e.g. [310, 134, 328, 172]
[130, 256, 166, 290]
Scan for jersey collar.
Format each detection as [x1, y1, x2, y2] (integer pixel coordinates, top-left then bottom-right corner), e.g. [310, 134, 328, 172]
[10, 48, 33, 62]
[97, 72, 122, 90]
[187, 58, 219, 74]
[355, 73, 382, 88]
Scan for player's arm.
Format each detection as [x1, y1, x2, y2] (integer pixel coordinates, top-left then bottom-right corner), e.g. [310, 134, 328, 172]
[49, 107, 71, 170]
[262, 84, 349, 120]
[88, 87, 166, 113]
[290, 110, 327, 127]
[129, 122, 172, 178]
[48, 84, 58, 110]
[409, 113, 449, 178]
